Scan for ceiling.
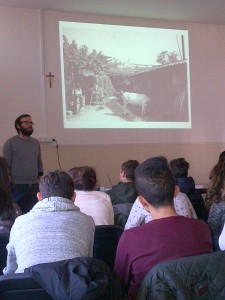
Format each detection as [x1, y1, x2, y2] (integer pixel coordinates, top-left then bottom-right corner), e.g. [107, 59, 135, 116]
[0, 0, 225, 25]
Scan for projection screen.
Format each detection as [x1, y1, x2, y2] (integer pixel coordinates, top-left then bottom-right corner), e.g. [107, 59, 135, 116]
[59, 22, 191, 129]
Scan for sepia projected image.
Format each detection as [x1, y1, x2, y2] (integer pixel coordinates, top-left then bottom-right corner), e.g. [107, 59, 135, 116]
[59, 22, 191, 129]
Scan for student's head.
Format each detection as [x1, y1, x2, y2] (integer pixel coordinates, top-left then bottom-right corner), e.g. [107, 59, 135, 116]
[68, 166, 97, 191]
[14, 114, 33, 136]
[38, 170, 75, 200]
[170, 158, 189, 178]
[120, 160, 139, 182]
[135, 156, 175, 208]
[0, 157, 11, 189]
[206, 157, 225, 208]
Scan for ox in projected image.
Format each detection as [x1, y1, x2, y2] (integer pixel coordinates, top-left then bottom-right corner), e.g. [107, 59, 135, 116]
[59, 22, 191, 129]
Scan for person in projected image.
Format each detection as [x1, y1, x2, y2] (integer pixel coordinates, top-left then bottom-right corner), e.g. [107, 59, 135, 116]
[72, 83, 85, 114]
[114, 156, 212, 300]
[3, 114, 43, 214]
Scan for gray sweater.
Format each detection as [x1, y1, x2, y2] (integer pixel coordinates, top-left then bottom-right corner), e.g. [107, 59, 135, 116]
[3, 197, 95, 274]
[3, 135, 43, 184]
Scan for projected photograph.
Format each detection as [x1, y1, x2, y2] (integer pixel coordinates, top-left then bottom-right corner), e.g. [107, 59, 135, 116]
[59, 22, 191, 129]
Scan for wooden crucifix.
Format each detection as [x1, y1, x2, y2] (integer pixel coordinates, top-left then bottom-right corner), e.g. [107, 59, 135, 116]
[46, 72, 55, 88]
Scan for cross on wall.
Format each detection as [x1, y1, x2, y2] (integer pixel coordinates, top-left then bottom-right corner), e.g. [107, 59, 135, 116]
[46, 72, 55, 88]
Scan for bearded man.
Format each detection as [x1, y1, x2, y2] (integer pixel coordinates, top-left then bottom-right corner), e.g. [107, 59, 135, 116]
[3, 114, 43, 213]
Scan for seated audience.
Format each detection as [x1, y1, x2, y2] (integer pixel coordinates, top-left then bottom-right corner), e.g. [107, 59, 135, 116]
[3, 170, 95, 274]
[125, 190, 197, 229]
[170, 157, 206, 220]
[68, 166, 114, 225]
[0, 157, 21, 233]
[206, 156, 225, 251]
[107, 160, 139, 205]
[114, 156, 212, 300]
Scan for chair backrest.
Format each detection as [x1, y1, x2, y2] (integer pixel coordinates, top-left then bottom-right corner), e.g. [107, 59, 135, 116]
[93, 225, 123, 269]
[137, 251, 225, 300]
[0, 233, 9, 275]
[0, 273, 53, 300]
[113, 203, 133, 228]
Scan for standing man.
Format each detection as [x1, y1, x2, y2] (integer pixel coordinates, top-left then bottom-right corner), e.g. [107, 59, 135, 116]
[3, 114, 43, 214]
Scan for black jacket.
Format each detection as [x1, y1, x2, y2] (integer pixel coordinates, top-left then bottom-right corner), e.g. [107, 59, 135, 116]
[137, 251, 225, 300]
[175, 177, 207, 220]
[25, 257, 126, 300]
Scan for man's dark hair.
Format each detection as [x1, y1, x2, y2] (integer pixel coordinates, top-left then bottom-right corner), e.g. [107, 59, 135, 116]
[39, 170, 74, 199]
[170, 158, 189, 178]
[121, 160, 139, 182]
[14, 114, 31, 133]
[68, 166, 97, 191]
[135, 156, 175, 208]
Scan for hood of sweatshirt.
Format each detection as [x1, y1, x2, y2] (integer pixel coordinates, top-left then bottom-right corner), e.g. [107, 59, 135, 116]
[31, 196, 80, 212]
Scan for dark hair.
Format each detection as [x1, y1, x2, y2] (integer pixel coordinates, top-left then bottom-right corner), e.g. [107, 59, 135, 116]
[14, 114, 31, 133]
[219, 151, 225, 160]
[0, 157, 11, 190]
[121, 160, 139, 182]
[135, 156, 175, 208]
[0, 157, 16, 221]
[170, 158, 189, 177]
[39, 170, 74, 199]
[68, 166, 97, 191]
[206, 158, 225, 208]
[0, 187, 16, 221]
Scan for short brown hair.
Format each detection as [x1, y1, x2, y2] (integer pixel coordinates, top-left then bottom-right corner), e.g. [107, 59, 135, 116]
[68, 166, 97, 191]
[39, 170, 74, 199]
[121, 160, 139, 182]
[170, 158, 189, 178]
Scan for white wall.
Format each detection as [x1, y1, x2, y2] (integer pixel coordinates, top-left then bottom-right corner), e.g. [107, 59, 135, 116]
[1, 6, 225, 185]
[0, 6, 46, 142]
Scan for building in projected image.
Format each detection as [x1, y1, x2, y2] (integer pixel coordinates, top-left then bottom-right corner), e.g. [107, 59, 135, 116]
[59, 22, 191, 129]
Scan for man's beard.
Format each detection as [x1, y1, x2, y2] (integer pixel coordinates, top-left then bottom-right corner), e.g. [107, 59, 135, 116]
[20, 127, 33, 136]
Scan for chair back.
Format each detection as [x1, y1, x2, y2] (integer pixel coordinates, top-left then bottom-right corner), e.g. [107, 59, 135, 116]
[137, 251, 225, 300]
[0, 273, 53, 300]
[0, 233, 9, 275]
[113, 203, 133, 228]
[93, 225, 123, 269]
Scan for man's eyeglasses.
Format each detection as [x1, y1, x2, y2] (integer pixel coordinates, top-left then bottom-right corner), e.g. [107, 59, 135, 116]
[20, 121, 34, 125]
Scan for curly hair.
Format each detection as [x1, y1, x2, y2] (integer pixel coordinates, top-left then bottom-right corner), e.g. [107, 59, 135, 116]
[0, 157, 16, 221]
[205, 158, 225, 209]
[0, 157, 11, 190]
[68, 166, 97, 191]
